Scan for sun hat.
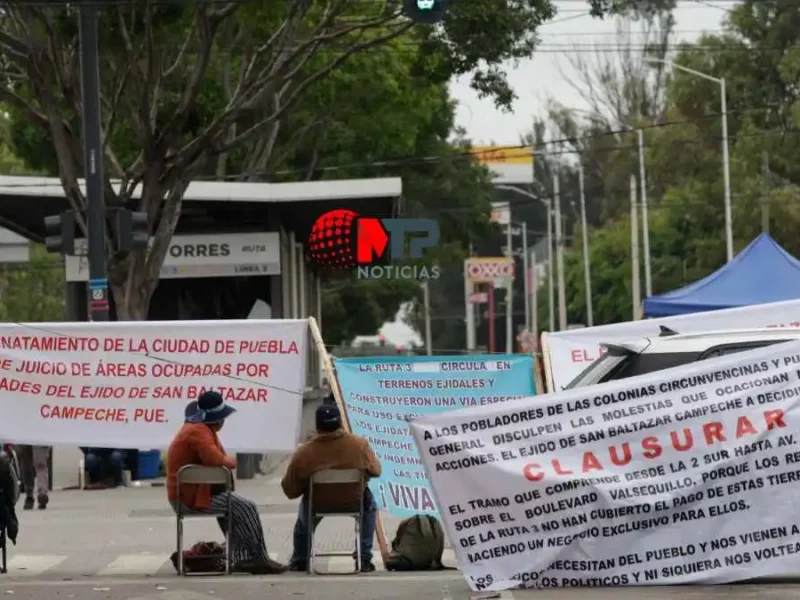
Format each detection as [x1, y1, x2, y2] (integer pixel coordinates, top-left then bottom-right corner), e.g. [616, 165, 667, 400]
[185, 391, 236, 424]
[183, 401, 198, 423]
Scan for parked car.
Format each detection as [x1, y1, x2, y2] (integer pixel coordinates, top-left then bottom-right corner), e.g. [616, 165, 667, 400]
[565, 327, 800, 389]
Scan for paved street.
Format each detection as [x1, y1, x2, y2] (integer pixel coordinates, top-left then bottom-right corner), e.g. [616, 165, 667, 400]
[2, 475, 800, 599]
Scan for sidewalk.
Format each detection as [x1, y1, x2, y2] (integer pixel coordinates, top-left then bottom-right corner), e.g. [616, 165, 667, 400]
[5, 473, 433, 580]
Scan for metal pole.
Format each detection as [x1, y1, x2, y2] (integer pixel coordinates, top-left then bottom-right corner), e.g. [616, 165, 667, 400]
[289, 234, 298, 318]
[630, 175, 641, 320]
[721, 77, 733, 262]
[637, 129, 652, 296]
[505, 208, 513, 353]
[422, 281, 432, 356]
[80, 7, 108, 321]
[531, 255, 539, 350]
[547, 201, 554, 333]
[761, 151, 770, 234]
[464, 261, 476, 351]
[316, 273, 322, 328]
[522, 221, 530, 331]
[488, 281, 496, 353]
[554, 174, 566, 331]
[578, 164, 593, 326]
[296, 243, 306, 317]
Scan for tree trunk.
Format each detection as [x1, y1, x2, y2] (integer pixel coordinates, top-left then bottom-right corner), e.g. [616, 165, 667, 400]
[108, 256, 152, 321]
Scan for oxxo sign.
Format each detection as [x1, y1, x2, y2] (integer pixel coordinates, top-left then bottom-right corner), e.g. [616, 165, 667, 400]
[465, 257, 515, 282]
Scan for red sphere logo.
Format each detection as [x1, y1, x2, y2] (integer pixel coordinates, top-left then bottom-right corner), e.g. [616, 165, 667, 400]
[308, 209, 358, 268]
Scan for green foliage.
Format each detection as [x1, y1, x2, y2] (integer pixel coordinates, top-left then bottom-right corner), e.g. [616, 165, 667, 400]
[0, 245, 65, 323]
[537, 0, 800, 328]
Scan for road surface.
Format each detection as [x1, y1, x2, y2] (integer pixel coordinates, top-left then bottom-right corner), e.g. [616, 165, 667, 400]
[2, 476, 799, 599]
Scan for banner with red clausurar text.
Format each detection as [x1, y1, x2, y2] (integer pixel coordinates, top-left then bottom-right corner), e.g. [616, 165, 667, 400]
[409, 339, 800, 591]
[0, 319, 307, 452]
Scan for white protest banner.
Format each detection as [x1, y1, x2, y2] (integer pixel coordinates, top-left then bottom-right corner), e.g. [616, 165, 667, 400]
[546, 298, 800, 390]
[410, 340, 800, 591]
[0, 319, 307, 452]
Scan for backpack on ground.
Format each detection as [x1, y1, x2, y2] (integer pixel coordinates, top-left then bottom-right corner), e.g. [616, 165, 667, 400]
[384, 515, 454, 571]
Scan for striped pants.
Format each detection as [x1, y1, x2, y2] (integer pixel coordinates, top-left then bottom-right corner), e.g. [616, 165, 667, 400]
[190, 493, 270, 564]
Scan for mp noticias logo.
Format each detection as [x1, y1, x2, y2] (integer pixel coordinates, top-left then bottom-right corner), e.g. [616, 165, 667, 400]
[308, 209, 440, 280]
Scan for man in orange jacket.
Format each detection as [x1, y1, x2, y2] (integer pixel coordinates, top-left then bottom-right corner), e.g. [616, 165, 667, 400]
[167, 391, 286, 575]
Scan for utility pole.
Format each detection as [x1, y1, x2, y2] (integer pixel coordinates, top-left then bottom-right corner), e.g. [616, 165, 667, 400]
[464, 262, 476, 351]
[578, 164, 593, 326]
[522, 221, 530, 331]
[554, 173, 566, 331]
[547, 199, 554, 333]
[721, 77, 733, 261]
[505, 207, 513, 353]
[637, 129, 652, 297]
[761, 152, 770, 234]
[422, 281, 432, 356]
[79, 6, 108, 321]
[630, 175, 641, 320]
[531, 255, 538, 349]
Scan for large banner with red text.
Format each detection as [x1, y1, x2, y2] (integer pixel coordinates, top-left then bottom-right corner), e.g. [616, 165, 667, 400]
[546, 298, 800, 390]
[0, 319, 307, 452]
[410, 340, 800, 591]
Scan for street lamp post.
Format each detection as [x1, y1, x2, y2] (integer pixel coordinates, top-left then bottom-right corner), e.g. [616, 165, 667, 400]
[647, 57, 733, 262]
[495, 184, 554, 335]
[586, 110, 652, 296]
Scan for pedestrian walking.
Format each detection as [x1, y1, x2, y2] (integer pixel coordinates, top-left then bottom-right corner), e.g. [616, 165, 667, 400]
[17, 445, 50, 510]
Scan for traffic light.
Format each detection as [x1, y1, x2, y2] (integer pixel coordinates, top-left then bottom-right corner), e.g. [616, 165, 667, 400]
[403, 0, 449, 24]
[116, 209, 149, 251]
[44, 211, 76, 255]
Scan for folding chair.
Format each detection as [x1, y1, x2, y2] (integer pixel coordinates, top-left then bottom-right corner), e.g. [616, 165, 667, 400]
[307, 468, 364, 575]
[174, 465, 233, 575]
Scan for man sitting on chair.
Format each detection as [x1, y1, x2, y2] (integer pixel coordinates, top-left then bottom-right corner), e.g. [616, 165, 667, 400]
[167, 391, 286, 575]
[281, 404, 381, 572]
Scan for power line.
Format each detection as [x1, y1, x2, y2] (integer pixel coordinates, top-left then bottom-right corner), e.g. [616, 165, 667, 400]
[0, 101, 793, 188]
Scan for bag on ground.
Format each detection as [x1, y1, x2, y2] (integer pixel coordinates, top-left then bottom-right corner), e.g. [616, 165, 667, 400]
[384, 515, 451, 571]
[170, 541, 225, 573]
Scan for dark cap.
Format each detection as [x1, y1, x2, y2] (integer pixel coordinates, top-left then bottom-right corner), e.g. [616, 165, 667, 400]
[315, 403, 341, 432]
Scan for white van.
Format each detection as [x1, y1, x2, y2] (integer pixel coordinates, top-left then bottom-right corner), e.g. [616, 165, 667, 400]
[565, 327, 800, 389]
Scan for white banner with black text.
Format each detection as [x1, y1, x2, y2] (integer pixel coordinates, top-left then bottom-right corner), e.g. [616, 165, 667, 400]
[410, 340, 800, 590]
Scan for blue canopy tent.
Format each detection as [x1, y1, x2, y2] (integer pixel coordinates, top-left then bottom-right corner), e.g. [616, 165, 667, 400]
[643, 234, 800, 318]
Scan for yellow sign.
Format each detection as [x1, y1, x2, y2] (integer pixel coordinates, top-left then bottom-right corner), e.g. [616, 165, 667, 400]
[470, 145, 533, 165]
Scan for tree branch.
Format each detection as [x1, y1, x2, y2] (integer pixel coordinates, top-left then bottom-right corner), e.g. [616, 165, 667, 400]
[157, 5, 218, 145]
[214, 20, 412, 154]
[0, 86, 47, 127]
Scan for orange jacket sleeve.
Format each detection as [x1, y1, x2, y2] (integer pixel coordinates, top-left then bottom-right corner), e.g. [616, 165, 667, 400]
[192, 428, 236, 469]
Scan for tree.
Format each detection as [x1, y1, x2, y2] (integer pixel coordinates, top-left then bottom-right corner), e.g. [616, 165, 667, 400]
[0, 245, 65, 323]
[534, 0, 800, 328]
[0, 0, 595, 320]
